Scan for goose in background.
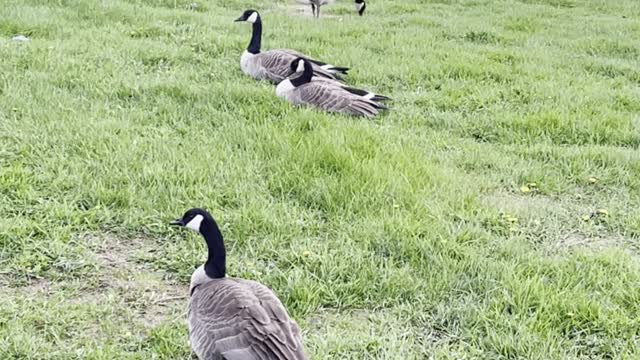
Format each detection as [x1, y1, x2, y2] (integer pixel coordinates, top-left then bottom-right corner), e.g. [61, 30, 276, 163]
[234, 10, 348, 84]
[305, 0, 335, 18]
[276, 58, 389, 118]
[355, 0, 366, 16]
[170, 208, 308, 360]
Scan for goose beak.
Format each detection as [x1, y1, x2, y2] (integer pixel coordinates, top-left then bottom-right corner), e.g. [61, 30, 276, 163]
[234, 17, 243, 22]
[169, 219, 184, 227]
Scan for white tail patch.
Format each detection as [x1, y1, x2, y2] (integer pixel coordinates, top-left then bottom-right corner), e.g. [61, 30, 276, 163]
[364, 92, 375, 100]
[320, 64, 333, 70]
[186, 214, 204, 232]
[247, 12, 258, 23]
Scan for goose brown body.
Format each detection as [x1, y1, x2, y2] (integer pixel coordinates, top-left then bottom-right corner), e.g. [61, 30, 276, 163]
[189, 278, 306, 360]
[276, 58, 389, 118]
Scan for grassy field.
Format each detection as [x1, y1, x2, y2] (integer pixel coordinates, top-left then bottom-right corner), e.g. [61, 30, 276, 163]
[1, 0, 640, 358]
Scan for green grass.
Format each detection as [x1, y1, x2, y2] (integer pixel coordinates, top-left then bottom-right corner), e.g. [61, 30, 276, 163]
[1, 0, 640, 358]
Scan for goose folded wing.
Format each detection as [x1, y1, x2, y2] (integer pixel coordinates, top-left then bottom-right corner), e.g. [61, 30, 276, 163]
[284, 51, 333, 72]
[280, 49, 343, 80]
[189, 280, 306, 360]
[281, 49, 323, 65]
[311, 64, 344, 80]
[242, 280, 304, 345]
[259, 50, 297, 82]
[298, 83, 380, 118]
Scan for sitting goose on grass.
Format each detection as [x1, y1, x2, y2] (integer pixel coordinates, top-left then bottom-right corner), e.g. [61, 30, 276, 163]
[170, 208, 308, 360]
[234, 9, 348, 84]
[276, 58, 389, 118]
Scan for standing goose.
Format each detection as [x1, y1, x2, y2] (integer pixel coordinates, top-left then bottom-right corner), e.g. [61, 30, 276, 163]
[234, 9, 348, 84]
[276, 58, 389, 118]
[287, 59, 391, 103]
[354, 0, 366, 16]
[170, 208, 308, 360]
[308, 0, 334, 18]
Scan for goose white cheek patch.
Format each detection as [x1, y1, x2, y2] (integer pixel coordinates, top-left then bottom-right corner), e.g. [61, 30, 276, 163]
[186, 214, 204, 232]
[296, 60, 306, 73]
[247, 12, 258, 23]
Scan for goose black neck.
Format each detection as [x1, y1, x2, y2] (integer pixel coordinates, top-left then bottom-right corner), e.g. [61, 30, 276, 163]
[291, 61, 313, 87]
[247, 18, 262, 54]
[200, 218, 226, 278]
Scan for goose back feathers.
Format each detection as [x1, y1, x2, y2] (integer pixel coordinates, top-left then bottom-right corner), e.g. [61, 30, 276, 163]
[170, 209, 308, 360]
[189, 278, 306, 360]
[235, 10, 348, 83]
[276, 58, 389, 118]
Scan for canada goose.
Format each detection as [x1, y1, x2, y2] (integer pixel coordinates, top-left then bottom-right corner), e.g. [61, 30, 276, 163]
[309, 0, 334, 18]
[354, 0, 366, 16]
[234, 9, 348, 84]
[276, 58, 389, 118]
[170, 208, 308, 360]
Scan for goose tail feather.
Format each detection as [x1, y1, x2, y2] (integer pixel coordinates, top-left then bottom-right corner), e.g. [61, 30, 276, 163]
[370, 94, 391, 102]
[343, 86, 390, 102]
[326, 66, 349, 75]
[372, 102, 388, 110]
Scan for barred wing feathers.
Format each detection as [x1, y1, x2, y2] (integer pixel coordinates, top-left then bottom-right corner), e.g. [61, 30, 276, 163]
[188, 278, 307, 360]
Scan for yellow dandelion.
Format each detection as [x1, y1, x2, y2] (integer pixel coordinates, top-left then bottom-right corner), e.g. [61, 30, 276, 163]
[520, 185, 531, 193]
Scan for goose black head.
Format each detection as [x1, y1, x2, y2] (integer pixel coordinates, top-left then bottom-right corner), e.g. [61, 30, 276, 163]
[170, 208, 212, 233]
[234, 9, 260, 23]
[289, 57, 313, 86]
[355, 0, 366, 16]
